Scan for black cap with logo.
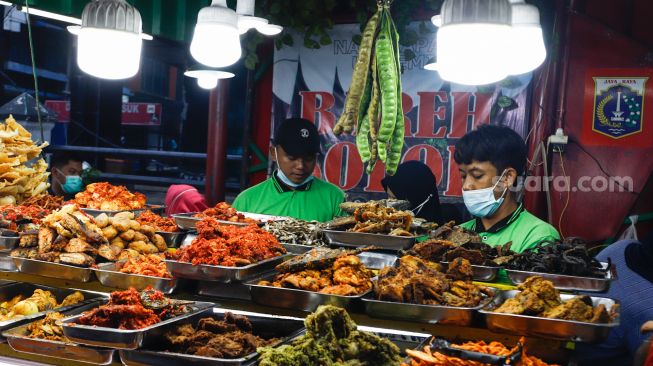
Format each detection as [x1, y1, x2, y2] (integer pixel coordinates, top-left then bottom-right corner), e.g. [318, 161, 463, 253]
[272, 118, 320, 156]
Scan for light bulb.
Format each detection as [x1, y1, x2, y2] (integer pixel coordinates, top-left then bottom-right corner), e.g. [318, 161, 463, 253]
[76, 27, 142, 79]
[190, 1, 242, 68]
[507, 2, 546, 75]
[197, 76, 219, 89]
[256, 23, 282, 36]
[436, 23, 510, 85]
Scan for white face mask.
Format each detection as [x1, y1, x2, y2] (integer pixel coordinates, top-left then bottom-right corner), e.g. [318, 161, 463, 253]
[462, 170, 509, 218]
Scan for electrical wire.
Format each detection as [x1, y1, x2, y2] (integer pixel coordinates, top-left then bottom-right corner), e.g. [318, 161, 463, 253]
[557, 150, 570, 238]
[2, 4, 16, 22]
[24, 0, 44, 144]
[570, 139, 639, 195]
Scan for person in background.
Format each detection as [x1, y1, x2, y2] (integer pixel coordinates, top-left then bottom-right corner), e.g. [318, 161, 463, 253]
[49, 152, 84, 199]
[454, 125, 559, 252]
[232, 118, 344, 222]
[165, 184, 208, 215]
[381, 160, 463, 224]
[575, 236, 653, 366]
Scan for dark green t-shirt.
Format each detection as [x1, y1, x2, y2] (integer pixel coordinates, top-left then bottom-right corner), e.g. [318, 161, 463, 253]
[232, 174, 345, 222]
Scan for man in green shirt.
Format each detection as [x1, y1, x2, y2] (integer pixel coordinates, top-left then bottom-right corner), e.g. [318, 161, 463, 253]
[232, 118, 344, 222]
[455, 125, 559, 253]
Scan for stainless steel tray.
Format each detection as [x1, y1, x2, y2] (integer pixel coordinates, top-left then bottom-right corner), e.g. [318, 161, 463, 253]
[358, 252, 397, 270]
[81, 204, 165, 218]
[480, 290, 620, 343]
[0, 253, 17, 272]
[172, 212, 251, 230]
[505, 262, 615, 292]
[61, 301, 214, 349]
[119, 308, 305, 366]
[12, 256, 94, 282]
[441, 262, 500, 282]
[94, 262, 178, 294]
[281, 243, 315, 254]
[197, 281, 253, 301]
[156, 231, 187, 248]
[323, 229, 415, 251]
[248, 273, 369, 312]
[0, 235, 19, 251]
[0, 283, 107, 339]
[165, 254, 290, 283]
[361, 289, 495, 326]
[2, 300, 115, 365]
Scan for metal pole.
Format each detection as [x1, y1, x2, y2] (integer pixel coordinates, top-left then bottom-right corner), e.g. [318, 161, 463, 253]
[239, 68, 255, 190]
[205, 80, 229, 205]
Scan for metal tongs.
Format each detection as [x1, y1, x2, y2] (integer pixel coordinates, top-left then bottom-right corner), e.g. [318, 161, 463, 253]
[430, 338, 523, 365]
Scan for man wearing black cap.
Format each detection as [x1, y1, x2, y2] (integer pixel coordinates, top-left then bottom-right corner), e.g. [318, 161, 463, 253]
[232, 118, 345, 222]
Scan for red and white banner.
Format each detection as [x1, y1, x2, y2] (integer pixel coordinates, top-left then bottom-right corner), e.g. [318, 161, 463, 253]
[272, 22, 532, 200]
[43, 101, 162, 126]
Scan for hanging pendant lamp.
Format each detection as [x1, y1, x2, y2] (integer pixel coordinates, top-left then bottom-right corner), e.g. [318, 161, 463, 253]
[428, 0, 512, 85]
[68, 0, 151, 80]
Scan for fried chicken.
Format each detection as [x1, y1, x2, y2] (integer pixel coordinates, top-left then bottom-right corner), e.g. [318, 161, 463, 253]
[261, 255, 373, 295]
[494, 277, 614, 324]
[375, 256, 490, 307]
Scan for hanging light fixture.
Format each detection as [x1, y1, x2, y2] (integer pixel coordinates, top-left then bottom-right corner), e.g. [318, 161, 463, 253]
[507, 0, 546, 75]
[68, 0, 151, 80]
[427, 0, 512, 85]
[236, 0, 283, 35]
[190, 0, 242, 68]
[184, 65, 235, 90]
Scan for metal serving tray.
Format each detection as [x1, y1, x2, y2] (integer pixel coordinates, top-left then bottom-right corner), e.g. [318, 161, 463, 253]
[94, 262, 177, 294]
[165, 254, 290, 283]
[81, 205, 165, 218]
[0, 253, 17, 272]
[358, 251, 397, 270]
[323, 229, 416, 251]
[119, 308, 305, 366]
[11, 257, 95, 282]
[197, 281, 254, 301]
[248, 273, 369, 312]
[505, 262, 615, 292]
[2, 300, 115, 365]
[480, 290, 620, 343]
[362, 288, 495, 326]
[61, 301, 214, 349]
[281, 243, 315, 254]
[0, 235, 19, 251]
[156, 231, 187, 248]
[0, 283, 107, 339]
[441, 262, 500, 282]
[171, 212, 252, 230]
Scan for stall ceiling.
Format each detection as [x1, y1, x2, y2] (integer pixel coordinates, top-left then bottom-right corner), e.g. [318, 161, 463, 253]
[9, 0, 211, 42]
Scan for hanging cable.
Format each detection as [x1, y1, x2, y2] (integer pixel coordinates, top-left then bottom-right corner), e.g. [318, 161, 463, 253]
[557, 150, 570, 238]
[24, 0, 44, 143]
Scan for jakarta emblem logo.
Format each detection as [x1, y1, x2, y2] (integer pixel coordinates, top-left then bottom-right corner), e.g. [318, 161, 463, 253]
[592, 77, 648, 139]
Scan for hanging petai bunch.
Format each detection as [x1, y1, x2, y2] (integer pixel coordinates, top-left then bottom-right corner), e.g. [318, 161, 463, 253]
[333, 1, 404, 176]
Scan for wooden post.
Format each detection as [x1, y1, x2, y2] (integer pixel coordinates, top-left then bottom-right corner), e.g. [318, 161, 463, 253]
[205, 80, 229, 205]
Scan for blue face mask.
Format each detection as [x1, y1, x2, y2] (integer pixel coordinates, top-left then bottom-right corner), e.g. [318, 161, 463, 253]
[274, 148, 314, 188]
[462, 170, 508, 218]
[276, 169, 314, 188]
[56, 169, 83, 194]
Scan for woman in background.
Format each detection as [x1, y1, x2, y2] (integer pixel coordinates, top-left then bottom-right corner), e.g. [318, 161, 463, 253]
[381, 161, 463, 224]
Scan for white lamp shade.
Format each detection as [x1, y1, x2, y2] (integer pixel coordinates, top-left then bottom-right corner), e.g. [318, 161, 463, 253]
[197, 76, 219, 89]
[507, 25, 545, 75]
[190, 23, 242, 67]
[436, 23, 510, 85]
[76, 27, 142, 79]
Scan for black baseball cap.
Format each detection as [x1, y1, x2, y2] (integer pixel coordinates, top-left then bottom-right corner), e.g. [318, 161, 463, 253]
[272, 118, 320, 156]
